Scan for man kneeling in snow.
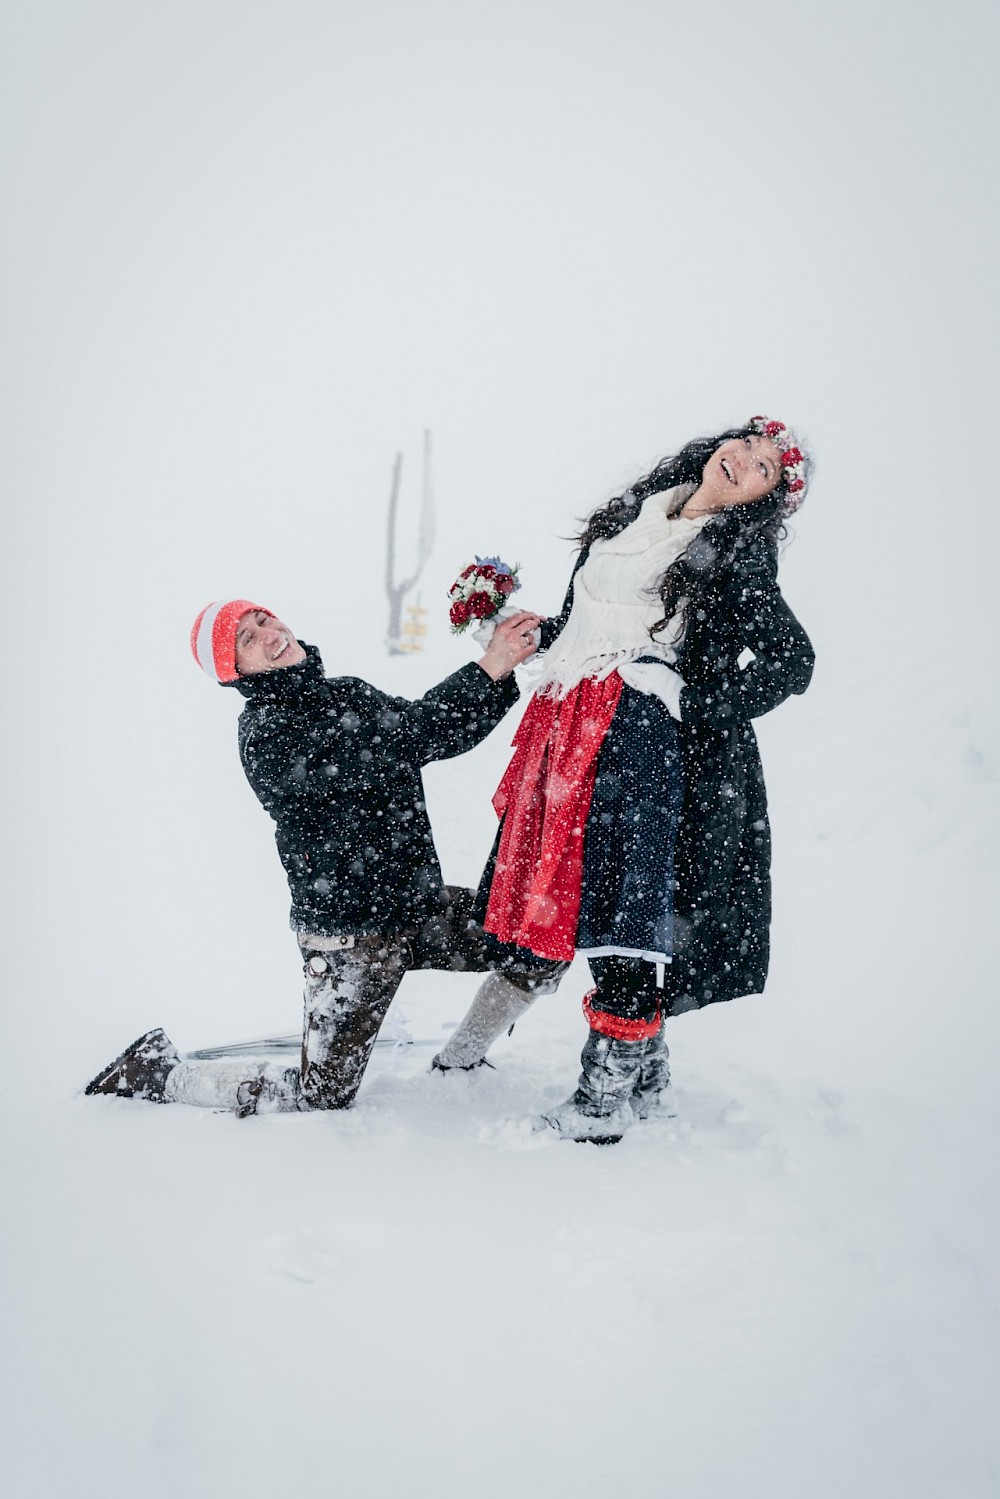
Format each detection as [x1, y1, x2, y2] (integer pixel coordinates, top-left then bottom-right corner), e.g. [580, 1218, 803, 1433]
[85, 599, 565, 1116]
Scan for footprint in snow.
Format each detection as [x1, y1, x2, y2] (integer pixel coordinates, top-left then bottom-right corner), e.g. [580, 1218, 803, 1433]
[263, 1232, 345, 1284]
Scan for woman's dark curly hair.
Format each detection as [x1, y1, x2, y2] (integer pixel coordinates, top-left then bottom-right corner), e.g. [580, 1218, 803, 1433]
[577, 426, 789, 636]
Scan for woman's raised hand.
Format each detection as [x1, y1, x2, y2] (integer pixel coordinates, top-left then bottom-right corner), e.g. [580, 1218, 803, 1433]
[477, 611, 545, 679]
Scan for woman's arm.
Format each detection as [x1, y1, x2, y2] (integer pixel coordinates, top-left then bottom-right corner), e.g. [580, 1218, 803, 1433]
[679, 543, 815, 726]
[537, 550, 587, 652]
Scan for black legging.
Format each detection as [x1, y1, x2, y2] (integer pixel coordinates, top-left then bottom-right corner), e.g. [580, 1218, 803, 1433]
[588, 954, 661, 1023]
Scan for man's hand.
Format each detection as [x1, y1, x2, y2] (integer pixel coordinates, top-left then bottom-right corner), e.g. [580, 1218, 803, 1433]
[477, 611, 545, 680]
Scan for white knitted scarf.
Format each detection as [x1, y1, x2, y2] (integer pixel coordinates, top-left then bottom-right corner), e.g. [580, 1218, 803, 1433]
[531, 484, 708, 699]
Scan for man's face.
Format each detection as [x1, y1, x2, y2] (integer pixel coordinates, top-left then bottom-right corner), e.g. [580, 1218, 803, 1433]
[234, 610, 307, 675]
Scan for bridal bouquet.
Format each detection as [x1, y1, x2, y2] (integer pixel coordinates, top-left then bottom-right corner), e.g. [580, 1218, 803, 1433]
[447, 556, 520, 634]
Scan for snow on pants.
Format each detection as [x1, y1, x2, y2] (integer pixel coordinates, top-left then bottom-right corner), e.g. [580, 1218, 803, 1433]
[298, 937, 408, 1109]
[299, 886, 566, 1110]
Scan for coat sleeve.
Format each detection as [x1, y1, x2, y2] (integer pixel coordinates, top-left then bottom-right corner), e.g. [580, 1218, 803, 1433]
[537, 551, 586, 652]
[679, 543, 815, 726]
[239, 710, 305, 815]
[394, 663, 520, 764]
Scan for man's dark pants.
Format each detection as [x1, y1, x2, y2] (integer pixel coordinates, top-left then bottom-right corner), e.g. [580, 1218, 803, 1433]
[298, 886, 566, 1109]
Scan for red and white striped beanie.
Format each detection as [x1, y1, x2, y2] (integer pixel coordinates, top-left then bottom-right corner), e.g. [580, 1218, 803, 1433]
[190, 600, 273, 683]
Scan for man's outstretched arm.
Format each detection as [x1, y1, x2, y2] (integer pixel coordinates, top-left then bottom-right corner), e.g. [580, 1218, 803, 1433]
[403, 611, 543, 764]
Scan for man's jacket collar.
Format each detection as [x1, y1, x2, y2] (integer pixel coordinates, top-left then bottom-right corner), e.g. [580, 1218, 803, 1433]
[225, 642, 326, 704]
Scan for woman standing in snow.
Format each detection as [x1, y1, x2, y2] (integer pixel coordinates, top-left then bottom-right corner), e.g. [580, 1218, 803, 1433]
[432, 417, 815, 1142]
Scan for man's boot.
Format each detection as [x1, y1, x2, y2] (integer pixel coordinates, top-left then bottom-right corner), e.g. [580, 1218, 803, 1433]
[431, 972, 537, 1071]
[540, 1028, 644, 1144]
[632, 1021, 675, 1119]
[84, 1028, 180, 1103]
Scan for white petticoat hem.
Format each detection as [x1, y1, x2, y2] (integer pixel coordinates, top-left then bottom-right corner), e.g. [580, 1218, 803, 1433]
[577, 945, 674, 964]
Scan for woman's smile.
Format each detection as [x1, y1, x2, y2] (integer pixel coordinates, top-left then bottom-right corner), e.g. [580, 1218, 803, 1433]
[683, 433, 783, 515]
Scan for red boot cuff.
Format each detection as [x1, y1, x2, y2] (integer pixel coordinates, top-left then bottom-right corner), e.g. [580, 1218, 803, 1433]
[582, 989, 662, 1042]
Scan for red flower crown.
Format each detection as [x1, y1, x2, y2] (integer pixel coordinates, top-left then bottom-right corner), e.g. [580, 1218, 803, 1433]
[748, 415, 810, 514]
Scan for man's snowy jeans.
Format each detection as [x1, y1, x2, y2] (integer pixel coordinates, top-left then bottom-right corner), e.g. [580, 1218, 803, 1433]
[297, 886, 567, 1110]
[298, 938, 409, 1109]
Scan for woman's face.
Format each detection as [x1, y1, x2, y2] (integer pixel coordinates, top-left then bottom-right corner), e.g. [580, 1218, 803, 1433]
[700, 432, 783, 509]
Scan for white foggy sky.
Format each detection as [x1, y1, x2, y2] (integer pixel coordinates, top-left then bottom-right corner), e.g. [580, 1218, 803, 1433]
[6, 0, 997, 632]
[1, 0, 997, 1043]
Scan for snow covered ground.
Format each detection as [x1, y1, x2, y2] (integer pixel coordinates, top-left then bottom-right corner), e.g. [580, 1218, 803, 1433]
[7, 1029, 997, 1499]
[3, 2, 999, 1495]
[4, 644, 998, 1498]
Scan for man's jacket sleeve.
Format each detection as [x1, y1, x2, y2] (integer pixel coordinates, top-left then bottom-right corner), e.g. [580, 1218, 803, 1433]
[398, 663, 520, 764]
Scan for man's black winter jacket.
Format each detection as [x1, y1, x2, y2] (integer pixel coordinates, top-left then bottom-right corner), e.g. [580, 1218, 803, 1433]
[230, 645, 519, 937]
